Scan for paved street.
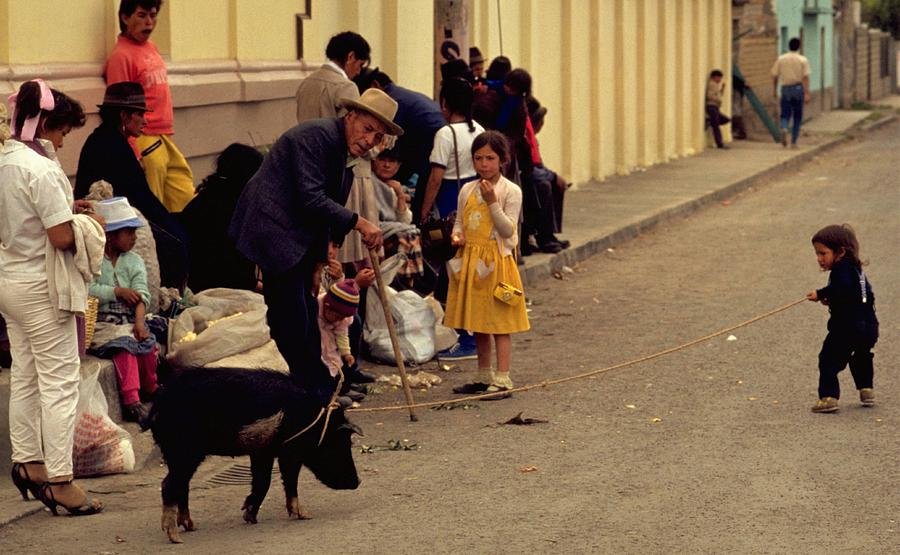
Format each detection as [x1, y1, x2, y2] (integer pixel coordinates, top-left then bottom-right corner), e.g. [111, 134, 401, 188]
[1, 121, 899, 552]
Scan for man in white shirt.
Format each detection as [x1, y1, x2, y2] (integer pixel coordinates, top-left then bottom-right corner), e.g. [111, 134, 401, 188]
[771, 37, 811, 148]
[295, 31, 370, 123]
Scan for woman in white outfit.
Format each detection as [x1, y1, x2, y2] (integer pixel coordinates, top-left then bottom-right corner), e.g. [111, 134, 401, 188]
[1, 79, 103, 515]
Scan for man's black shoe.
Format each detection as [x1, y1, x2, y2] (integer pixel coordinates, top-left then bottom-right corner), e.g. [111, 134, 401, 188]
[537, 241, 564, 254]
[347, 367, 377, 384]
[345, 389, 366, 403]
[349, 383, 368, 394]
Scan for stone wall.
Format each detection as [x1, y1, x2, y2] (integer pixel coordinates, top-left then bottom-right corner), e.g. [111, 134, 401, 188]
[732, 0, 778, 140]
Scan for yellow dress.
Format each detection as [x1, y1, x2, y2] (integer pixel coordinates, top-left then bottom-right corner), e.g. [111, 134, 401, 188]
[443, 189, 530, 334]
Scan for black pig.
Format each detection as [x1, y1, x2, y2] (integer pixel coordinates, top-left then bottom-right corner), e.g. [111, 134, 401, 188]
[147, 367, 361, 543]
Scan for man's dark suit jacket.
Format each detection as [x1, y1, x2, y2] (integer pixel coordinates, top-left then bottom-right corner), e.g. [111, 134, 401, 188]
[229, 118, 357, 274]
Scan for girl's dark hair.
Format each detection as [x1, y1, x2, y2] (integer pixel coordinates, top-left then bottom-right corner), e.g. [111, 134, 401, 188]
[471, 130, 510, 165]
[812, 224, 863, 268]
[439, 78, 475, 133]
[13, 81, 86, 137]
[486, 56, 511, 81]
[504, 68, 532, 97]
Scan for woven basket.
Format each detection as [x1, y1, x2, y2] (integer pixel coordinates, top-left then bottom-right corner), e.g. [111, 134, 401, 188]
[83, 296, 99, 350]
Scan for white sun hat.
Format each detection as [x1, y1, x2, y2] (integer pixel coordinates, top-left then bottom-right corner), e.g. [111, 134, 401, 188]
[95, 196, 144, 232]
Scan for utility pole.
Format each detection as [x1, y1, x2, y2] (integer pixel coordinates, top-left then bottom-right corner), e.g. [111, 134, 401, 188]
[434, 0, 469, 97]
[836, 0, 857, 107]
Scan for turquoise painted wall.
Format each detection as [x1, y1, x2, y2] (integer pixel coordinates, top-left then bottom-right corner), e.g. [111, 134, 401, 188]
[775, 0, 834, 91]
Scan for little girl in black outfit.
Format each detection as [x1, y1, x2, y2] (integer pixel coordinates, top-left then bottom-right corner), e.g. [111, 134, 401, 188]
[806, 224, 878, 413]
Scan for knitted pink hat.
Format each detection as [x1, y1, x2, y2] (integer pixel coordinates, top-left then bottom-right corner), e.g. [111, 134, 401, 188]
[324, 279, 360, 317]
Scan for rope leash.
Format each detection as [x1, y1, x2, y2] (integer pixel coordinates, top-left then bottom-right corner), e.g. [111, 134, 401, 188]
[347, 298, 807, 414]
[282, 368, 345, 446]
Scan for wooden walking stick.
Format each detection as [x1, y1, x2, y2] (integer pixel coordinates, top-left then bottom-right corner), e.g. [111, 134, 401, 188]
[368, 248, 418, 421]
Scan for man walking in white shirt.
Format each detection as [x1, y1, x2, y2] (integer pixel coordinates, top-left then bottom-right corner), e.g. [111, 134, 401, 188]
[771, 37, 811, 148]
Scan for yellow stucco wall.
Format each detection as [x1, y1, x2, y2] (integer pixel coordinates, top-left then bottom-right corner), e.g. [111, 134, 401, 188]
[471, 0, 731, 183]
[304, 0, 435, 94]
[2, 0, 112, 64]
[0, 0, 731, 184]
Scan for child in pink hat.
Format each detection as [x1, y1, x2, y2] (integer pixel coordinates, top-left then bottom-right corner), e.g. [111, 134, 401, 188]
[317, 279, 360, 380]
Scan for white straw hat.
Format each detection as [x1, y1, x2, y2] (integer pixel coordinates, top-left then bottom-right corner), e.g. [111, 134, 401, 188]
[95, 197, 143, 232]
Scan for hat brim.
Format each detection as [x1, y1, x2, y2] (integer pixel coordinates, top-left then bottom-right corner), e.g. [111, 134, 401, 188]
[96, 102, 151, 112]
[339, 98, 404, 136]
[105, 218, 144, 232]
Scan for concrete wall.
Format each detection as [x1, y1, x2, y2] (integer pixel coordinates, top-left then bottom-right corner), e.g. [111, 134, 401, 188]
[852, 25, 893, 102]
[0, 0, 732, 186]
[867, 29, 892, 100]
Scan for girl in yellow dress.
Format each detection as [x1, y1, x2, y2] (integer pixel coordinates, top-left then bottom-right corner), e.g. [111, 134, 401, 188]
[444, 131, 530, 398]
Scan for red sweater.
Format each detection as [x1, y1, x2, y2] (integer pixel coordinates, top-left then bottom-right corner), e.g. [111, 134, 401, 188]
[104, 36, 174, 135]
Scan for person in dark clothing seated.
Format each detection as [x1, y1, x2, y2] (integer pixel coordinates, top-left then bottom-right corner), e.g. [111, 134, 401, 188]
[179, 143, 262, 292]
[75, 81, 189, 290]
[525, 95, 569, 253]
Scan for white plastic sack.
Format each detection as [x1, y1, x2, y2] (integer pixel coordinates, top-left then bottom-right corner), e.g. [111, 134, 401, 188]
[365, 255, 438, 364]
[167, 288, 270, 368]
[426, 296, 458, 352]
[73, 361, 135, 477]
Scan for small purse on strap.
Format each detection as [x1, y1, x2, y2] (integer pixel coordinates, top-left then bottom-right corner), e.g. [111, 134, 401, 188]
[421, 124, 464, 262]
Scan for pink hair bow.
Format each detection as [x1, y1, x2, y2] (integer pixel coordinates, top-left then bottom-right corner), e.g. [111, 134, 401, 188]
[7, 79, 55, 142]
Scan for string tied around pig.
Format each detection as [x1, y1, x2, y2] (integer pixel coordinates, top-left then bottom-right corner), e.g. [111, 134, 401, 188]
[282, 367, 345, 447]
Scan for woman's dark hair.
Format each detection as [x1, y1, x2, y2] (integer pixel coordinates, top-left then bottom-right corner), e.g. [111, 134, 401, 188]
[118, 0, 163, 32]
[197, 143, 263, 194]
[216, 143, 263, 184]
[13, 81, 86, 137]
[486, 56, 511, 81]
[326, 31, 370, 64]
[471, 130, 510, 165]
[710, 69, 724, 79]
[812, 224, 863, 268]
[504, 68, 532, 97]
[439, 78, 475, 133]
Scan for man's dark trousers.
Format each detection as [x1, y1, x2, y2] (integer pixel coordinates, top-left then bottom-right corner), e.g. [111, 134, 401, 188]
[263, 257, 334, 402]
[780, 84, 804, 144]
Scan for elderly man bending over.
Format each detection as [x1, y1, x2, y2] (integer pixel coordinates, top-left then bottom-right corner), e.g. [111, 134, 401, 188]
[230, 89, 403, 404]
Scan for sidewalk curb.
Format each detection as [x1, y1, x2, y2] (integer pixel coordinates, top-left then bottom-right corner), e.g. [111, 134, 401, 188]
[522, 114, 898, 285]
[0, 503, 43, 527]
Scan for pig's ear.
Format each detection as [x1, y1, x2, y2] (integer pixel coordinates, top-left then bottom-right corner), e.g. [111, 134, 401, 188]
[339, 421, 365, 437]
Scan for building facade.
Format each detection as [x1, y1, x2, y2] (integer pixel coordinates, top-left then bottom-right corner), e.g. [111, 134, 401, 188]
[1, 0, 732, 185]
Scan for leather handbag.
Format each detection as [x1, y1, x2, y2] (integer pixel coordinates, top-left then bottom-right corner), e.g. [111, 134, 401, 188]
[420, 214, 457, 262]
[421, 124, 464, 262]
